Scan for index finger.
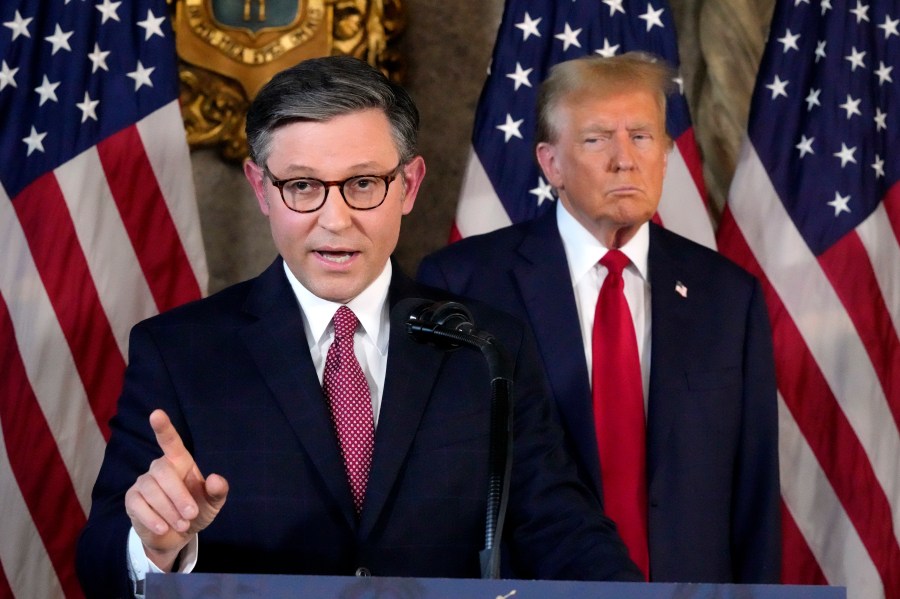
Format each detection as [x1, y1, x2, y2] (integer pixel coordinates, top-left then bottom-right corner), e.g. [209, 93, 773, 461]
[149, 409, 194, 473]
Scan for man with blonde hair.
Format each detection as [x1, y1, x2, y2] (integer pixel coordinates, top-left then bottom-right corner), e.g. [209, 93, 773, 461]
[419, 52, 781, 583]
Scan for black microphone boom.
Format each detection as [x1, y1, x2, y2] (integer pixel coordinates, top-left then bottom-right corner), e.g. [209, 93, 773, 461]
[401, 299, 514, 580]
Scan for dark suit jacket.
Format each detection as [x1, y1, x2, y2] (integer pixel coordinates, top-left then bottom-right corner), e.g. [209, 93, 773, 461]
[76, 258, 641, 598]
[417, 211, 781, 583]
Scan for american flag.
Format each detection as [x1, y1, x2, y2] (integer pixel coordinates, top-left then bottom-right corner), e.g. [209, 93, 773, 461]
[0, 0, 207, 596]
[451, 0, 715, 249]
[718, 0, 900, 597]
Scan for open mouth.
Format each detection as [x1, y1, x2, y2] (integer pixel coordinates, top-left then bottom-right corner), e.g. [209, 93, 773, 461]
[316, 250, 357, 264]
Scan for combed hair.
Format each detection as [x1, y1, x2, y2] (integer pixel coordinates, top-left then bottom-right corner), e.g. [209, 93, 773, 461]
[245, 55, 419, 166]
[535, 51, 677, 145]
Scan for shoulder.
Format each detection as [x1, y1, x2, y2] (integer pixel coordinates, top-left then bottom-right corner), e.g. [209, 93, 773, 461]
[134, 262, 281, 334]
[425, 213, 554, 262]
[650, 223, 759, 290]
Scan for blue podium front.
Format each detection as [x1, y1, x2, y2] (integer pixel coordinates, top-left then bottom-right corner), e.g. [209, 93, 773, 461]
[147, 573, 845, 599]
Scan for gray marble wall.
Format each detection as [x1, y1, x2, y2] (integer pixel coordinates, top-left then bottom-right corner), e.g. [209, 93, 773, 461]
[193, 0, 771, 294]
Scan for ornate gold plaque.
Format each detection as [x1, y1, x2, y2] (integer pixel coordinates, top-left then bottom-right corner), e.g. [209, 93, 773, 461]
[172, 0, 406, 161]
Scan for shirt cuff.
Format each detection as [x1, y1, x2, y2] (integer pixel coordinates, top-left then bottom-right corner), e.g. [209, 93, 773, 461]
[127, 527, 199, 596]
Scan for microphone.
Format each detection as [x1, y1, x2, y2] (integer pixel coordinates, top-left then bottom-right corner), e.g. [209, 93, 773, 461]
[405, 300, 479, 349]
[397, 298, 513, 580]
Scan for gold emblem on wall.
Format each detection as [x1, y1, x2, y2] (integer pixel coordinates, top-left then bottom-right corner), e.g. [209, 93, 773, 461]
[172, 0, 406, 161]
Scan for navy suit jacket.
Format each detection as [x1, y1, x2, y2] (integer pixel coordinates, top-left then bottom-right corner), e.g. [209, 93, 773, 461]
[76, 258, 641, 598]
[417, 211, 781, 583]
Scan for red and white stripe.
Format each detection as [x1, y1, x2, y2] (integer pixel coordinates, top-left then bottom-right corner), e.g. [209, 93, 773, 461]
[0, 100, 206, 599]
[719, 141, 900, 599]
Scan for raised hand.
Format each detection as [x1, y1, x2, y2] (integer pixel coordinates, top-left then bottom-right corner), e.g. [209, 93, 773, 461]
[124, 409, 229, 570]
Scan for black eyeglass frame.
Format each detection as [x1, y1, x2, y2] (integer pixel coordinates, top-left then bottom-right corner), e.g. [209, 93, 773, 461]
[264, 162, 403, 214]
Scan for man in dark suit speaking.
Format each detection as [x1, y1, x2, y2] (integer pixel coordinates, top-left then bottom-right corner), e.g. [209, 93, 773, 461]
[75, 56, 641, 597]
[418, 53, 781, 583]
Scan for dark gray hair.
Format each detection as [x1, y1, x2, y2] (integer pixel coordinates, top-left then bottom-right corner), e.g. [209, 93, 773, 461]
[535, 51, 677, 146]
[245, 56, 419, 166]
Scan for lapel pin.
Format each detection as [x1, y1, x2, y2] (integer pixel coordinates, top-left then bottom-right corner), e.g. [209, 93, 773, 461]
[675, 281, 688, 298]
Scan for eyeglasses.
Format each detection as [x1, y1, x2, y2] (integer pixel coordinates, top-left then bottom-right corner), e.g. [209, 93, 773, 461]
[265, 162, 403, 213]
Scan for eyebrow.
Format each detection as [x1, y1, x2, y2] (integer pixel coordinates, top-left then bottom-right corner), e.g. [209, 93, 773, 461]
[578, 122, 657, 136]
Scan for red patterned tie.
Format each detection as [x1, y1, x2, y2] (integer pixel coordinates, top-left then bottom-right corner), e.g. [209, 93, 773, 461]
[323, 306, 374, 514]
[592, 249, 650, 578]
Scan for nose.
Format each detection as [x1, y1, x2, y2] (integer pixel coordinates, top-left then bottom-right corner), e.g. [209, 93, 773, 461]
[316, 186, 353, 231]
[610, 134, 636, 171]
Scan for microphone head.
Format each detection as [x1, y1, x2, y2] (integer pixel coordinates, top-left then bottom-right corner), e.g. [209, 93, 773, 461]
[400, 299, 476, 349]
[411, 300, 474, 331]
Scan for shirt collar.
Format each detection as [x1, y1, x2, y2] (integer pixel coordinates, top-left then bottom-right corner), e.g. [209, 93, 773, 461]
[556, 200, 650, 283]
[283, 259, 392, 353]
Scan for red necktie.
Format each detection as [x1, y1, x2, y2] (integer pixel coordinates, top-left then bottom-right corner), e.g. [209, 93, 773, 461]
[592, 249, 650, 578]
[323, 306, 374, 514]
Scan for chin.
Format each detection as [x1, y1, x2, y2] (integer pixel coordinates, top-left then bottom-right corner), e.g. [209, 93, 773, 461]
[322, 288, 358, 304]
[299, 280, 356, 304]
[616, 205, 655, 225]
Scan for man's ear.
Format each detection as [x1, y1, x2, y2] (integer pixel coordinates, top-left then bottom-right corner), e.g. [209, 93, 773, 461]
[535, 142, 562, 188]
[399, 155, 426, 216]
[243, 159, 271, 216]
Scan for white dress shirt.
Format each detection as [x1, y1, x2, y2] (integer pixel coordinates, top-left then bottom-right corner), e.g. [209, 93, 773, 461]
[284, 259, 391, 426]
[556, 201, 652, 410]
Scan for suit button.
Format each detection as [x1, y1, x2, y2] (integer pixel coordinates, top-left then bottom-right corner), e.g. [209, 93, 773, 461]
[355, 567, 371, 577]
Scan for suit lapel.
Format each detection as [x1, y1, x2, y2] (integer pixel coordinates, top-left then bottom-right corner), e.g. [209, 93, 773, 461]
[359, 273, 446, 537]
[513, 212, 603, 496]
[646, 224, 694, 484]
[238, 259, 358, 527]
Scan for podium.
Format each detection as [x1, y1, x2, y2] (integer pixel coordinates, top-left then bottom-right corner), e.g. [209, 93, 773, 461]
[147, 573, 846, 599]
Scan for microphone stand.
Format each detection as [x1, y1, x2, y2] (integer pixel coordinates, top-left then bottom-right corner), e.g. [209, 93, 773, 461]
[405, 301, 514, 580]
